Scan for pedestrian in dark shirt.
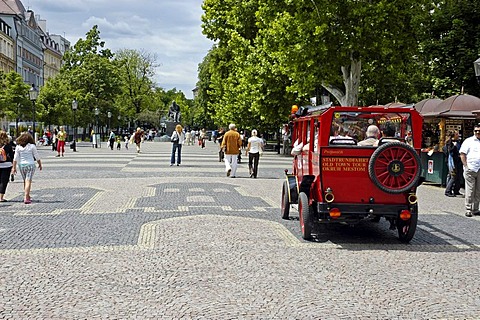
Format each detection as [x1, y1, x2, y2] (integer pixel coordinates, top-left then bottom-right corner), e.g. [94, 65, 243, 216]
[444, 130, 462, 197]
[216, 127, 225, 162]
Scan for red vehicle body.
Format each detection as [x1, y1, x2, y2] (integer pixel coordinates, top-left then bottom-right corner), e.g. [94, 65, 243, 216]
[281, 105, 424, 242]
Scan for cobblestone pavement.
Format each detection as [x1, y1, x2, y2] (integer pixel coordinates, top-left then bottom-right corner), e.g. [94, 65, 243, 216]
[1, 140, 479, 319]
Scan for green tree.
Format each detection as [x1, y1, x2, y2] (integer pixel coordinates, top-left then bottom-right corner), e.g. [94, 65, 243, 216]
[200, 0, 432, 113]
[200, 0, 293, 132]
[60, 25, 121, 131]
[114, 49, 158, 122]
[419, 0, 480, 98]
[255, 0, 430, 106]
[0, 71, 31, 134]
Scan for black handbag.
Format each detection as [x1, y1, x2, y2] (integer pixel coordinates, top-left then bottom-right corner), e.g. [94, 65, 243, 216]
[171, 132, 179, 143]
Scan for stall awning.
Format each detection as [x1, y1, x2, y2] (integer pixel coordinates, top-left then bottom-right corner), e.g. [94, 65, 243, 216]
[435, 94, 480, 117]
[436, 110, 477, 118]
[415, 98, 443, 117]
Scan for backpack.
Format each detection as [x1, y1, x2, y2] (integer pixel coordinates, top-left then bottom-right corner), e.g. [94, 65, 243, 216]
[0, 145, 6, 163]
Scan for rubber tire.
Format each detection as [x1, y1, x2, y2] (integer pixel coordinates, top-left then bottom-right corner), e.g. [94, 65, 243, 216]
[397, 205, 418, 243]
[368, 141, 421, 194]
[281, 181, 290, 220]
[298, 192, 313, 240]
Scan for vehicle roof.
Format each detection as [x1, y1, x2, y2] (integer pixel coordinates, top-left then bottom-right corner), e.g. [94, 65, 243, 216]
[293, 105, 421, 118]
[291, 105, 424, 148]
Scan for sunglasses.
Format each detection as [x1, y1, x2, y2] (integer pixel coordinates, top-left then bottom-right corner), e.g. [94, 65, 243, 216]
[475, 130, 480, 133]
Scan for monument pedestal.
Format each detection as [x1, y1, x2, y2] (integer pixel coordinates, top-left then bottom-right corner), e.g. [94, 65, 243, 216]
[166, 122, 180, 136]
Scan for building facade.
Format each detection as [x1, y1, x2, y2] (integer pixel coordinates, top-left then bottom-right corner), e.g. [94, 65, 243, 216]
[0, 0, 69, 87]
[38, 18, 68, 82]
[18, 10, 43, 87]
[0, 18, 15, 72]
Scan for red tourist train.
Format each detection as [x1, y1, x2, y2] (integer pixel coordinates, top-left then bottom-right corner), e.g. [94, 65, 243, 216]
[281, 104, 424, 242]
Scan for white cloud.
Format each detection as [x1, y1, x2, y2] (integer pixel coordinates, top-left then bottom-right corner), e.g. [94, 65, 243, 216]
[28, 0, 212, 98]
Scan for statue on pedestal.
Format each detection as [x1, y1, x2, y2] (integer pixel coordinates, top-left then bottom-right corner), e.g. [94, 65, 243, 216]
[168, 100, 181, 123]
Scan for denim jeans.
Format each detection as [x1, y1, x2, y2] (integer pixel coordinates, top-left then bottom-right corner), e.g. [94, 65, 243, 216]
[171, 143, 182, 164]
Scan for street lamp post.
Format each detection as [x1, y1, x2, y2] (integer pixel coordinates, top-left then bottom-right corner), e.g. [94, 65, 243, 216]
[117, 115, 121, 134]
[29, 84, 38, 140]
[107, 111, 112, 131]
[72, 99, 78, 152]
[94, 107, 99, 148]
[16, 103, 20, 138]
[474, 58, 480, 84]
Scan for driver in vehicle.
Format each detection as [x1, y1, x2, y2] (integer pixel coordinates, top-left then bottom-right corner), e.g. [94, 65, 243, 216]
[374, 122, 397, 146]
[358, 125, 380, 146]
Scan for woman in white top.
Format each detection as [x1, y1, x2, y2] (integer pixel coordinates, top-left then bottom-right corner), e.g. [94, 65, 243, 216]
[246, 129, 264, 178]
[12, 132, 42, 204]
[170, 124, 186, 166]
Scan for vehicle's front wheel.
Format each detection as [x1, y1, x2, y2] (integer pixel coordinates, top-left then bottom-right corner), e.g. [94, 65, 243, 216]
[298, 192, 313, 240]
[397, 205, 418, 243]
[281, 181, 290, 220]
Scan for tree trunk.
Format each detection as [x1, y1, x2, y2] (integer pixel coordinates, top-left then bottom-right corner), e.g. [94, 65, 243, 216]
[323, 57, 362, 106]
[341, 57, 361, 106]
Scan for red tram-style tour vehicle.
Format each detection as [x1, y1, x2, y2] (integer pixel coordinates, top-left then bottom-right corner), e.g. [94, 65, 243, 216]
[281, 105, 424, 243]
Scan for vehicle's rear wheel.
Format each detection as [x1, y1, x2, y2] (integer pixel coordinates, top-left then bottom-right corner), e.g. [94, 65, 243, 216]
[397, 205, 418, 243]
[298, 192, 313, 240]
[368, 142, 421, 194]
[281, 181, 290, 220]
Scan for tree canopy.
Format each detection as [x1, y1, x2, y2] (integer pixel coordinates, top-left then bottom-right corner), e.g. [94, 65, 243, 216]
[197, 0, 480, 131]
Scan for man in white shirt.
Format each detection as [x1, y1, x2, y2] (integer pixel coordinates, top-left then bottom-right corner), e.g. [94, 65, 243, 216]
[459, 124, 480, 217]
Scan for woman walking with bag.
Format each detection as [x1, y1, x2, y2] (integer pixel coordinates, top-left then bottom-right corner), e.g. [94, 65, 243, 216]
[0, 131, 14, 202]
[170, 124, 185, 166]
[246, 129, 264, 178]
[12, 132, 42, 204]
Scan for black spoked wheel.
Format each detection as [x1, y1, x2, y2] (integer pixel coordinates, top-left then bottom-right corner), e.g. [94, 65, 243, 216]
[298, 192, 313, 240]
[397, 205, 418, 243]
[281, 181, 290, 220]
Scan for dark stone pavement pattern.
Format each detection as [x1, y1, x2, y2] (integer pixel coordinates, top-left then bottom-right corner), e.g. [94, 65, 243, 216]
[1, 140, 479, 319]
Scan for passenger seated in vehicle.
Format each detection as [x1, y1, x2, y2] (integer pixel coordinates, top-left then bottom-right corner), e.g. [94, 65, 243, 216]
[374, 122, 397, 146]
[329, 124, 356, 145]
[291, 139, 303, 155]
[358, 125, 380, 146]
[329, 123, 341, 143]
[301, 133, 319, 152]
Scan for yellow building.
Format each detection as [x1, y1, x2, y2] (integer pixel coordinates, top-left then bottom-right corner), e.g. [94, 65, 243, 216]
[42, 42, 62, 81]
[0, 18, 15, 73]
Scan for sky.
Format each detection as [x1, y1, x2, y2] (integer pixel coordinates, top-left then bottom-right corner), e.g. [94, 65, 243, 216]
[25, 0, 214, 99]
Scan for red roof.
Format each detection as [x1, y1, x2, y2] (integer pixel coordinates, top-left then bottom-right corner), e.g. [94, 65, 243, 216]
[0, 0, 26, 15]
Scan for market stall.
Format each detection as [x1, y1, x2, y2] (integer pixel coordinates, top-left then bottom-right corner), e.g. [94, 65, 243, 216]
[417, 94, 480, 185]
